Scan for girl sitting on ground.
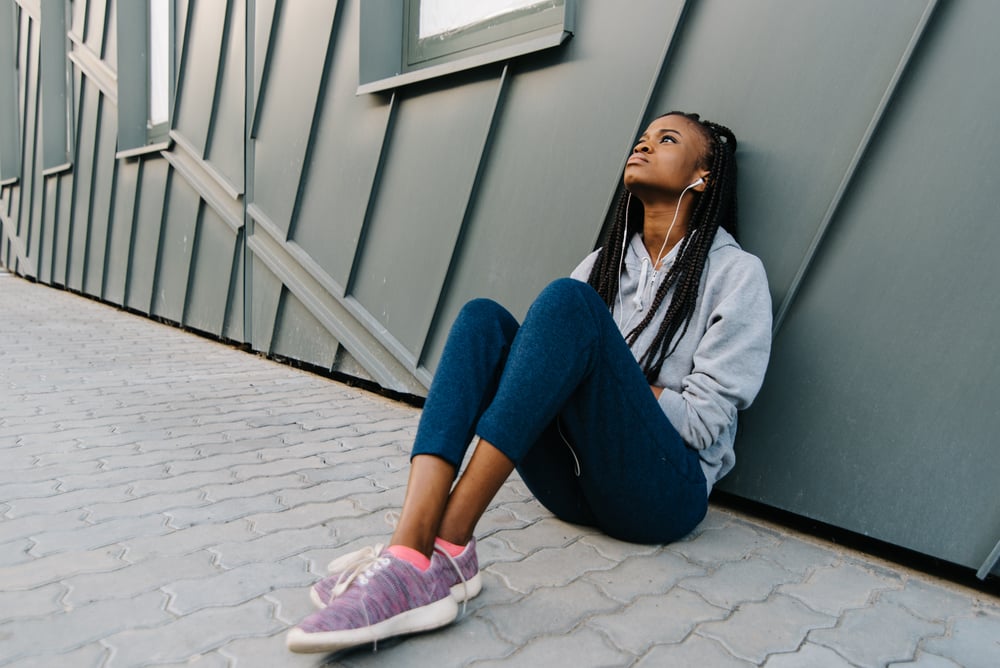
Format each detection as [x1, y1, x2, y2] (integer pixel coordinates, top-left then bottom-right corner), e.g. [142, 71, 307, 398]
[287, 111, 772, 655]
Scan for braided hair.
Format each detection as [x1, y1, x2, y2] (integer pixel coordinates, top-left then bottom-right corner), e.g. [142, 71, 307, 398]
[586, 112, 739, 382]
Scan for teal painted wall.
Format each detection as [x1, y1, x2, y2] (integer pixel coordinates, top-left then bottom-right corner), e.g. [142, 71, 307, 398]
[1, 0, 997, 577]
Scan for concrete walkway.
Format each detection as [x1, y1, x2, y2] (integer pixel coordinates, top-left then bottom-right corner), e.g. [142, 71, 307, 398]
[1, 271, 998, 668]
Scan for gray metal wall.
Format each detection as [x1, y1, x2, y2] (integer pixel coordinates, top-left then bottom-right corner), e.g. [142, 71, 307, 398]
[1, 0, 997, 577]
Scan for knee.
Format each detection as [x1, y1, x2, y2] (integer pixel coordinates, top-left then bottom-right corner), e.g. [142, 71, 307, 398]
[456, 298, 518, 334]
[530, 278, 603, 322]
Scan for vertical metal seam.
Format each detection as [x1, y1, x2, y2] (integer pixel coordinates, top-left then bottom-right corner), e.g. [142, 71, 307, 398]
[122, 158, 143, 308]
[148, 165, 172, 315]
[976, 537, 1000, 580]
[99, 154, 118, 300]
[248, 0, 282, 140]
[342, 89, 397, 296]
[202, 0, 234, 160]
[180, 198, 204, 328]
[243, 0, 255, 344]
[79, 83, 103, 292]
[770, 0, 940, 336]
[284, 0, 341, 244]
[414, 62, 510, 372]
[168, 0, 195, 144]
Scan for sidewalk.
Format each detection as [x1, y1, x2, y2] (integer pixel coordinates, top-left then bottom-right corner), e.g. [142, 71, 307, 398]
[1, 270, 997, 668]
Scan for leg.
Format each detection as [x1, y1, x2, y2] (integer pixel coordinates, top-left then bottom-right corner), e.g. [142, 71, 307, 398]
[476, 278, 707, 543]
[390, 298, 520, 556]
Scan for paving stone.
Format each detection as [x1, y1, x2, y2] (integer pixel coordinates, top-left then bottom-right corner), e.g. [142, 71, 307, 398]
[84, 489, 209, 522]
[218, 632, 318, 668]
[63, 550, 220, 606]
[754, 535, 841, 576]
[30, 514, 173, 557]
[922, 610, 1000, 668]
[117, 522, 257, 564]
[779, 561, 903, 616]
[699, 593, 836, 664]
[490, 540, 617, 594]
[56, 464, 172, 491]
[680, 557, 802, 609]
[635, 633, 754, 667]
[492, 517, 587, 556]
[277, 477, 378, 508]
[668, 523, 779, 566]
[243, 499, 363, 534]
[209, 524, 339, 569]
[474, 507, 532, 543]
[7, 642, 110, 668]
[5, 484, 134, 518]
[340, 615, 514, 667]
[0, 537, 35, 567]
[888, 651, 963, 667]
[155, 651, 232, 668]
[130, 470, 240, 500]
[880, 578, 979, 623]
[589, 587, 729, 655]
[164, 558, 314, 615]
[0, 590, 170, 662]
[0, 510, 91, 545]
[583, 550, 706, 602]
[578, 533, 660, 562]
[0, 582, 66, 623]
[481, 579, 621, 645]
[471, 624, 629, 667]
[102, 598, 283, 667]
[809, 599, 945, 666]
[263, 585, 319, 626]
[229, 456, 329, 480]
[763, 642, 855, 667]
[0, 546, 126, 590]
[164, 495, 285, 529]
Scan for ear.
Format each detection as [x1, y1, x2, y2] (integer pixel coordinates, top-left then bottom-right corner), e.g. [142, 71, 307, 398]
[693, 171, 710, 192]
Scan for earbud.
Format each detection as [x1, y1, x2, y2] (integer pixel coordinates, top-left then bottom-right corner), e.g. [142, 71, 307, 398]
[689, 177, 705, 188]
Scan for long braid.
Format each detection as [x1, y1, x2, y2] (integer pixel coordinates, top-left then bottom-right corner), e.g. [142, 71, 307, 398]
[588, 112, 739, 382]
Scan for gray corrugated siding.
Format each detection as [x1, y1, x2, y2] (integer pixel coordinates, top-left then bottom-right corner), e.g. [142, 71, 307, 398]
[1, 0, 997, 577]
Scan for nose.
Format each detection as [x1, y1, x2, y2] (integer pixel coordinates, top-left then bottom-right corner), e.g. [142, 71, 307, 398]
[633, 141, 651, 154]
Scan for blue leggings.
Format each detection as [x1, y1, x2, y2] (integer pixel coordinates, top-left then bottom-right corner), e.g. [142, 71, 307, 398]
[411, 278, 707, 544]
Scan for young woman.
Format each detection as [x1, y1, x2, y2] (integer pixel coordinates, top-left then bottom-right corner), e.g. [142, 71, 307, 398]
[287, 112, 772, 654]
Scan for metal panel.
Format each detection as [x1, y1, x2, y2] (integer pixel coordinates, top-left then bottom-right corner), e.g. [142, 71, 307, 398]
[271, 289, 340, 370]
[103, 156, 139, 304]
[173, 0, 226, 157]
[125, 158, 169, 313]
[204, 0, 244, 194]
[250, 0, 336, 239]
[423, 0, 685, 371]
[184, 203, 236, 335]
[66, 77, 98, 290]
[82, 93, 115, 297]
[290, 0, 389, 289]
[150, 169, 200, 322]
[350, 69, 501, 357]
[723, 0, 1000, 573]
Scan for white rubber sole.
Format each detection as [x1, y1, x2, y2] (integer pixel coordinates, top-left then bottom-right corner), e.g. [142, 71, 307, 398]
[286, 595, 459, 654]
[309, 571, 483, 609]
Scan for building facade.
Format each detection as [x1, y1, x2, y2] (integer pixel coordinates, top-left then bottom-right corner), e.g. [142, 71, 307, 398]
[2, 0, 998, 578]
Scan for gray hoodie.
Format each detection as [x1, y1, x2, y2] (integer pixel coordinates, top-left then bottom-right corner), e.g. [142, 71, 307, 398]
[571, 228, 772, 493]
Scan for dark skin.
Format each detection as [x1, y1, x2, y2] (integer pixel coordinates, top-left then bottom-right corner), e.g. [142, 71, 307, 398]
[390, 115, 711, 556]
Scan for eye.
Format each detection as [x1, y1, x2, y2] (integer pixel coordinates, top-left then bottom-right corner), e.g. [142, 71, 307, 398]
[660, 135, 677, 144]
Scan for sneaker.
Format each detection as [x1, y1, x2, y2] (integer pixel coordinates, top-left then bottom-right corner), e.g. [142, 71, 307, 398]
[310, 538, 482, 609]
[286, 549, 459, 654]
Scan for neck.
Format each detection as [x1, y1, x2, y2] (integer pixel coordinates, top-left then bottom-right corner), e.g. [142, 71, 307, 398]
[641, 200, 694, 267]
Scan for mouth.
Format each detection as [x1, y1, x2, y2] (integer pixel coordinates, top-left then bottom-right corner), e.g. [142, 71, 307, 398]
[626, 154, 647, 166]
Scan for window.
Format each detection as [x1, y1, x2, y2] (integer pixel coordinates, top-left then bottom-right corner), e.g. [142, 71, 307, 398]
[41, 0, 72, 173]
[359, 0, 573, 94]
[116, 0, 173, 156]
[0, 0, 20, 184]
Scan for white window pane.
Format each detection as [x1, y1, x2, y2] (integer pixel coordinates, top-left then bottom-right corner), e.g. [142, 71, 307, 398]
[419, 0, 546, 38]
[148, 0, 169, 127]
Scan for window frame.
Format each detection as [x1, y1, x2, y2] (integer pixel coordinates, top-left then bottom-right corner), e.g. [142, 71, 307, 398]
[115, 0, 173, 157]
[0, 0, 20, 184]
[359, 0, 573, 95]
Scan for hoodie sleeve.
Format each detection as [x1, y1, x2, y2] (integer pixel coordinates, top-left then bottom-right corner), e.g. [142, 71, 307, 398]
[656, 255, 772, 450]
[570, 249, 601, 282]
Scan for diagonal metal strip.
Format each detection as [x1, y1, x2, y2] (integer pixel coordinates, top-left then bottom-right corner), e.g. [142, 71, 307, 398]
[246, 227, 427, 395]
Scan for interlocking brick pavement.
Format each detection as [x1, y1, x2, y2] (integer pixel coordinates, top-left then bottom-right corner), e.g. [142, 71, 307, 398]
[1, 272, 998, 667]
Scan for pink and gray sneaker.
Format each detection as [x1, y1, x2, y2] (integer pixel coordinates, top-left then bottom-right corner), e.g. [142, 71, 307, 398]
[309, 538, 481, 609]
[286, 549, 460, 654]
